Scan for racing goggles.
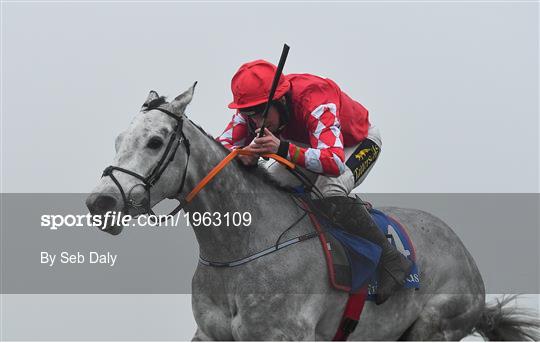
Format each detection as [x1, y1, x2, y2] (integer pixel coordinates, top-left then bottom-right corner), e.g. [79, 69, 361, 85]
[238, 103, 267, 118]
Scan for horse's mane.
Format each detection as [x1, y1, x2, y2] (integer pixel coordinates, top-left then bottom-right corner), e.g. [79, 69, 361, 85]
[144, 96, 168, 109]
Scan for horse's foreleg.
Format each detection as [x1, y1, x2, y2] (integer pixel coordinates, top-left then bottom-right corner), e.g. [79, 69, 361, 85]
[192, 292, 234, 341]
[233, 294, 323, 341]
[192, 328, 212, 341]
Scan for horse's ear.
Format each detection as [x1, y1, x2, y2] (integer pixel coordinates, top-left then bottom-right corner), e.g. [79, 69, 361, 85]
[142, 90, 160, 109]
[170, 82, 197, 115]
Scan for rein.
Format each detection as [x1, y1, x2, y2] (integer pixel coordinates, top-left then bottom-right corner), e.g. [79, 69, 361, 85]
[150, 149, 295, 220]
[101, 105, 295, 218]
[185, 149, 294, 203]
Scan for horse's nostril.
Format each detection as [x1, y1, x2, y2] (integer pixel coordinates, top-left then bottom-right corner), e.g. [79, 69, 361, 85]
[93, 195, 118, 213]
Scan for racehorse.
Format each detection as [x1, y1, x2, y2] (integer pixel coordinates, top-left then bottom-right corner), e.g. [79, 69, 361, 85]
[86, 84, 539, 341]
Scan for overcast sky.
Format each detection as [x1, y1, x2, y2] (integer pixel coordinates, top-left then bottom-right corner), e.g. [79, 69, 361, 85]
[1, 1, 538, 193]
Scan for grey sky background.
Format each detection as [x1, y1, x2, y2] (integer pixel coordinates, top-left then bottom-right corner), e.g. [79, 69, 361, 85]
[1, 1, 539, 341]
[1, 1, 538, 193]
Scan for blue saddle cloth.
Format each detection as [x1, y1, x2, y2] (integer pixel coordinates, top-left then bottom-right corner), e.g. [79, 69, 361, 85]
[319, 208, 420, 297]
[365, 209, 420, 299]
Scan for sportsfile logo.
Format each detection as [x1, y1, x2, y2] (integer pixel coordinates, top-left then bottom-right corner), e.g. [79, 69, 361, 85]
[40, 211, 181, 230]
[40, 211, 253, 230]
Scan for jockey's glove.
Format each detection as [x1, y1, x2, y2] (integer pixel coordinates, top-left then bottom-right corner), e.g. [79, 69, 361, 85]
[278, 140, 290, 158]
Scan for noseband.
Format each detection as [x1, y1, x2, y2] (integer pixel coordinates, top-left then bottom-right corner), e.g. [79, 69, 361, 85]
[101, 106, 190, 216]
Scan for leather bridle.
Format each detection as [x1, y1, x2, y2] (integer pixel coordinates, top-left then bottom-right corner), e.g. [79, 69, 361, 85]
[101, 105, 190, 217]
[99, 107, 322, 266]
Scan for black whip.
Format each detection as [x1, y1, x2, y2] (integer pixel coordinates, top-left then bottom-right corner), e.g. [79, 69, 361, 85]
[258, 44, 290, 138]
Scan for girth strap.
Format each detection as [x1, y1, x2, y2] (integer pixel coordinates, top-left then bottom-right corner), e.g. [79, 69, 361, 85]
[199, 231, 317, 268]
[333, 286, 368, 341]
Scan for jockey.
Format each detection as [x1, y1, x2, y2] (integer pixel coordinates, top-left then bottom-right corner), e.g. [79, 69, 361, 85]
[217, 59, 412, 304]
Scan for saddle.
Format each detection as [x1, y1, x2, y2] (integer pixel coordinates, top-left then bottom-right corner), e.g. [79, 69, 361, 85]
[293, 198, 421, 340]
[304, 200, 420, 298]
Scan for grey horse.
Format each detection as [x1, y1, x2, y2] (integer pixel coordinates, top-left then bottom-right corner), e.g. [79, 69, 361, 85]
[86, 85, 539, 341]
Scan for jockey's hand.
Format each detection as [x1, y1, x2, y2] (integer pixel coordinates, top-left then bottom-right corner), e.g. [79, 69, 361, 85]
[247, 128, 280, 154]
[236, 152, 259, 167]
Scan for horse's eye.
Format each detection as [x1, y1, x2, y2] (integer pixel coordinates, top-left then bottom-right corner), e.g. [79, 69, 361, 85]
[147, 137, 164, 150]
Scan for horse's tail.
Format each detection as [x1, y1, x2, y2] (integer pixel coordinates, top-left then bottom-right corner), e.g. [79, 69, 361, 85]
[472, 295, 540, 341]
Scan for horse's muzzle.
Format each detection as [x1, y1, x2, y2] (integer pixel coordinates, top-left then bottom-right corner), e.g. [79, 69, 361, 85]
[86, 193, 125, 235]
[102, 224, 123, 236]
[86, 193, 118, 213]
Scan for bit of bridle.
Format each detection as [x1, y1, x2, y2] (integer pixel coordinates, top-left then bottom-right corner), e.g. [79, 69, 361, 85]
[101, 105, 190, 217]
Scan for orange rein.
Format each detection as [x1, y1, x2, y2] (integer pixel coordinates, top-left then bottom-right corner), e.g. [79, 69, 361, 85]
[184, 149, 295, 203]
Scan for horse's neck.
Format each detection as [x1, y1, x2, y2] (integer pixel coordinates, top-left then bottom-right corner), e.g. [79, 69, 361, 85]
[180, 120, 301, 261]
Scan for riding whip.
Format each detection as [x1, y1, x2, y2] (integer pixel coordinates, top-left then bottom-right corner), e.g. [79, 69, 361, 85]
[258, 43, 290, 138]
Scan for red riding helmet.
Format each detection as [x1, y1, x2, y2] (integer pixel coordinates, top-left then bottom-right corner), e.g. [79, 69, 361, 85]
[228, 60, 291, 109]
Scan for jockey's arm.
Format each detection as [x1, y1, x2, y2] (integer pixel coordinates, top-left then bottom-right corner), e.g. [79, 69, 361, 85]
[217, 112, 250, 150]
[281, 106, 347, 177]
[216, 113, 258, 166]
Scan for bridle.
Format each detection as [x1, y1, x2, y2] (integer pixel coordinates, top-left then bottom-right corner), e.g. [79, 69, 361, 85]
[99, 105, 325, 266]
[101, 105, 190, 217]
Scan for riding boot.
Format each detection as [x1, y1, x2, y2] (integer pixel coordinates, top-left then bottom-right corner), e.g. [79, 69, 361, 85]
[311, 196, 413, 305]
